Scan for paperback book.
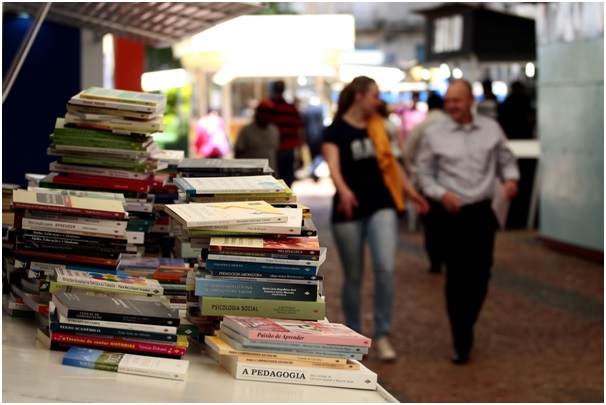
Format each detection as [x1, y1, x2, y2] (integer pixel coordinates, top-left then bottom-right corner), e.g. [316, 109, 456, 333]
[52, 291, 180, 326]
[209, 236, 321, 256]
[165, 201, 288, 228]
[173, 175, 290, 195]
[194, 277, 319, 302]
[69, 92, 166, 113]
[78, 87, 167, 107]
[199, 294, 325, 320]
[54, 269, 164, 296]
[62, 346, 189, 380]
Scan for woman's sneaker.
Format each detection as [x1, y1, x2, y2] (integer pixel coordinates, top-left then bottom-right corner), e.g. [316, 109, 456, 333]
[375, 336, 397, 361]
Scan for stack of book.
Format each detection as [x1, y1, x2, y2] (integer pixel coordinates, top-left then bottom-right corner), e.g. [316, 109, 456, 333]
[8, 188, 130, 316]
[205, 316, 377, 390]
[43, 87, 175, 255]
[48, 291, 187, 359]
[198, 235, 326, 320]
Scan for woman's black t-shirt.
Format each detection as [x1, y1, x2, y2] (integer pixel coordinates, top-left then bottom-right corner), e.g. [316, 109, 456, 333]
[322, 118, 395, 223]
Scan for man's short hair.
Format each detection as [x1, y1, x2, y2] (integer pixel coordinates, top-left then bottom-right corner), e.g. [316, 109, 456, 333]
[271, 80, 285, 95]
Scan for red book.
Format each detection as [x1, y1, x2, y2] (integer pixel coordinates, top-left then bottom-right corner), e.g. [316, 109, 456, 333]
[209, 236, 320, 256]
[50, 332, 186, 357]
[221, 316, 372, 348]
[14, 248, 120, 267]
[50, 173, 150, 192]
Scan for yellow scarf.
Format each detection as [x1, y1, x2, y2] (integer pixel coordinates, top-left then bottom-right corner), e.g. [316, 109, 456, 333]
[367, 113, 406, 211]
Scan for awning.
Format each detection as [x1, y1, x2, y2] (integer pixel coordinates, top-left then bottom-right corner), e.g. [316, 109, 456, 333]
[2, 2, 265, 48]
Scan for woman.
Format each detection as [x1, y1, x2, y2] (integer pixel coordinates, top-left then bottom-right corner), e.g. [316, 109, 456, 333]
[322, 76, 429, 361]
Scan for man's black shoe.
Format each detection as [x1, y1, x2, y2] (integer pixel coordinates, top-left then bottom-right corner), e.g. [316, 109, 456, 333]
[451, 352, 469, 365]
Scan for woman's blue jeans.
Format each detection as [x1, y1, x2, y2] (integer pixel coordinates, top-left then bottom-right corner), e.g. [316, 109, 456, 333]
[331, 208, 398, 339]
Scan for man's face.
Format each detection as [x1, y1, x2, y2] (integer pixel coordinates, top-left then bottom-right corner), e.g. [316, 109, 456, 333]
[444, 82, 474, 124]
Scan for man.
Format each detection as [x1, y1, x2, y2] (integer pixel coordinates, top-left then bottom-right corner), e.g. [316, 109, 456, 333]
[404, 93, 449, 274]
[268, 80, 304, 188]
[301, 95, 325, 182]
[415, 79, 520, 365]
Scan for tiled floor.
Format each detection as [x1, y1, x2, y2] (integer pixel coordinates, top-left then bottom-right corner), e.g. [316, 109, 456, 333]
[292, 177, 604, 403]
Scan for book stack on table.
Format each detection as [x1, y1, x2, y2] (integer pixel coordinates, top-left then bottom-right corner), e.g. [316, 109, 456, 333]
[204, 316, 377, 391]
[48, 291, 188, 360]
[6, 188, 130, 319]
[42, 87, 180, 256]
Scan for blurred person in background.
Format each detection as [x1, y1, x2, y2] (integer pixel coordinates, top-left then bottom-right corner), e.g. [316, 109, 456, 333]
[476, 79, 499, 120]
[193, 109, 230, 158]
[395, 92, 426, 146]
[268, 80, 304, 188]
[416, 79, 520, 365]
[498, 81, 534, 139]
[322, 75, 429, 361]
[301, 94, 326, 182]
[234, 100, 280, 172]
[404, 92, 448, 274]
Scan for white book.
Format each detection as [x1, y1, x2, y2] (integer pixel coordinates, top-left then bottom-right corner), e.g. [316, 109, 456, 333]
[165, 201, 289, 228]
[190, 208, 303, 235]
[173, 175, 290, 195]
[49, 161, 154, 181]
[62, 346, 189, 380]
[70, 92, 166, 113]
[24, 210, 129, 230]
[218, 353, 377, 391]
[64, 112, 165, 133]
[22, 217, 127, 237]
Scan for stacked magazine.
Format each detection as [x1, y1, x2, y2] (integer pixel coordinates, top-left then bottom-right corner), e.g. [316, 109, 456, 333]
[205, 316, 377, 390]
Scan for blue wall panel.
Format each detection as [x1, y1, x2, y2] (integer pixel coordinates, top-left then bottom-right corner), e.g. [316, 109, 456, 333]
[2, 14, 81, 188]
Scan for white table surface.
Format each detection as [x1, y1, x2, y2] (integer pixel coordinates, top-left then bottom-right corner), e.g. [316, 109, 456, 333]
[2, 312, 398, 403]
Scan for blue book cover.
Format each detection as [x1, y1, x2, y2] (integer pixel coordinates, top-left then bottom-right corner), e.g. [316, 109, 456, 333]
[205, 259, 319, 276]
[194, 277, 319, 301]
[62, 346, 123, 371]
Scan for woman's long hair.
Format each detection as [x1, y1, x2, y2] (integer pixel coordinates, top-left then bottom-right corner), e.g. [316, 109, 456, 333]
[335, 76, 376, 119]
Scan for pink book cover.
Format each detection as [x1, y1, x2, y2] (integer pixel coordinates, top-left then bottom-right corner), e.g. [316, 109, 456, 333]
[222, 316, 372, 348]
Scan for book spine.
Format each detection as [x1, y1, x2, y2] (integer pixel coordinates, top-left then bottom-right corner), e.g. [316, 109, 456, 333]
[53, 144, 154, 158]
[54, 274, 163, 296]
[50, 332, 186, 356]
[79, 90, 162, 107]
[11, 201, 126, 219]
[223, 357, 377, 390]
[206, 270, 323, 281]
[208, 249, 320, 261]
[24, 211, 129, 229]
[52, 135, 153, 151]
[16, 241, 122, 259]
[50, 321, 178, 342]
[21, 218, 125, 236]
[50, 174, 150, 193]
[69, 96, 162, 112]
[59, 307, 174, 327]
[22, 234, 128, 251]
[199, 295, 325, 320]
[205, 260, 318, 277]
[14, 248, 119, 267]
[189, 196, 297, 203]
[66, 104, 158, 119]
[206, 253, 320, 266]
[50, 162, 153, 180]
[117, 355, 188, 381]
[194, 278, 318, 302]
[234, 356, 359, 370]
[57, 314, 177, 334]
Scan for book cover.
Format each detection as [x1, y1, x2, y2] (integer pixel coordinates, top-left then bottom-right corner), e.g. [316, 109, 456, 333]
[48, 173, 151, 193]
[204, 335, 351, 365]
[173, 175, 289, 195]
[187, 207, 302, 236]
[188, 195, 297, 204]
[209, 236, 321, 256]
[66, 103, 161, 120]
[217, 331, 364, 361]
[50, 331, 187, 357]
[57, 313, 178, 334]
[199, 295, 325, 320]
[49, 162, 154, 182]
[165, 201, 288, 228]
[12, 189, 127, 219]
[219, 325, 369, 354]
[26, 187, 127, 205]
[54, 269, 164, 296]
[63, 112, 165, 133]
[62, 346, 189, 380]
[69, 92, 165, 113]
[79, 87, 167, 107]
[21, 217, 127, 237]
[52, 291, 179, 326]
[194, 277, 319, 302]
[222, 316, 371, 348]
[24, 209, 129, 229]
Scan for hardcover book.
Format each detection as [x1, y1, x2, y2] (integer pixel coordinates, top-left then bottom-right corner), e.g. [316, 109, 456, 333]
[52, 291, 180, 326]
[78, 87, 167, 107]
[165, 201, 288, 228]
[54, 269, 164, 296]
[173, 175, 290, 195]
[62, 346, 189, 380]
[194, 277, 319, 302]
[209, 236, 321, 256]
[199, 294, 325, 320]
[12, 189, 127, 219]
[221, 316, 372, 348]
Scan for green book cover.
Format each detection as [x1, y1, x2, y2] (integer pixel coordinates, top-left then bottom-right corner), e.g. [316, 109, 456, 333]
[51, 135, 153, 151]
[199, 295, 325, 320]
